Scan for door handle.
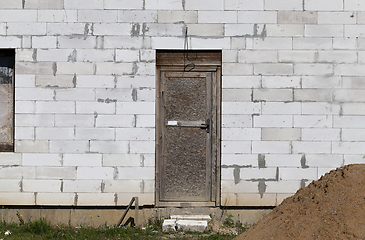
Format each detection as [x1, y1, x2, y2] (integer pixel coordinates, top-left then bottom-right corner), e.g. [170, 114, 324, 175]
[201, 119, 210, 133]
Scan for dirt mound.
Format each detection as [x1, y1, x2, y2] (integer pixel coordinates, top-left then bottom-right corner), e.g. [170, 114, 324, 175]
[235, 164, 365, 240]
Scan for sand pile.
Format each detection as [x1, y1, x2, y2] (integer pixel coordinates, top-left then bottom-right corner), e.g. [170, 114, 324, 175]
[235, 164, 365, 240]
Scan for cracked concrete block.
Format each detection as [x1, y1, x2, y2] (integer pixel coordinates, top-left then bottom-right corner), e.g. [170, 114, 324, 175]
[294, 115, 332, 128]
[162, 219, 176, 231]
[176, 220, 208, 232]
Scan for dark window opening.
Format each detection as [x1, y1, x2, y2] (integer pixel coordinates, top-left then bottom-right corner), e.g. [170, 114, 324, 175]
[0, 49, 15, 152]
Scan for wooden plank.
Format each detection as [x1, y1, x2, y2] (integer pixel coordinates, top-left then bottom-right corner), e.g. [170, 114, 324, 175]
[156, 50, 221, 66]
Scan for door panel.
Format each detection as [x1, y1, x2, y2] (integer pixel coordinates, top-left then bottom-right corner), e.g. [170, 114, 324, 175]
[161, 72, 211, 202]
[156, 50, 221, 207]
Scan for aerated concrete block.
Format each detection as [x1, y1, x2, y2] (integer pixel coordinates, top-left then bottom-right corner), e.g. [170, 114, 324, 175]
[162, 219, 176, 231]
[176, 220, 208, 232]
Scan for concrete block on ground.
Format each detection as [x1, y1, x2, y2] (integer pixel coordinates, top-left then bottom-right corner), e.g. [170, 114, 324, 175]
[162, 219, 177, 231]
[176, 220, 208, 232]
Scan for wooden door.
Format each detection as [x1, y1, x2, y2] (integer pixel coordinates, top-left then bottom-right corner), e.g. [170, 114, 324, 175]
[156, 51, 221, 207]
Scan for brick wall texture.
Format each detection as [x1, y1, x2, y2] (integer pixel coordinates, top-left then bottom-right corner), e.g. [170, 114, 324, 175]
[0, 0, 364, 207]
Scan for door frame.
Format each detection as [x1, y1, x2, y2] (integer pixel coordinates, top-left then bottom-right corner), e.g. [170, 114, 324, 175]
[155, 50, 221, 207]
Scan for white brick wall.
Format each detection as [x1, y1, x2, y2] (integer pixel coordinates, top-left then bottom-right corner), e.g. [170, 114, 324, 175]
[0, 0, 364, 209]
